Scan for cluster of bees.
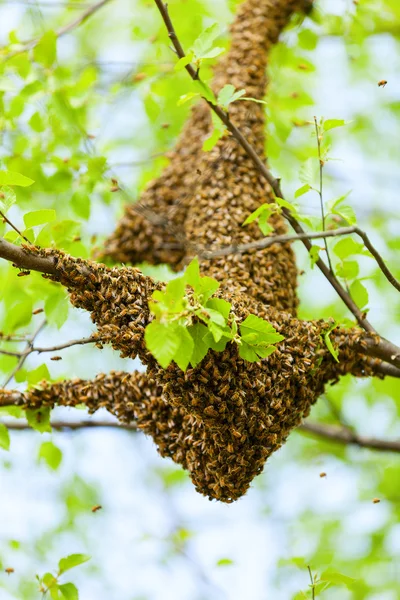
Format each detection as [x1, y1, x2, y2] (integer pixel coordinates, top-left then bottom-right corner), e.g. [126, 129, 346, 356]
[5, 0, 381, 501]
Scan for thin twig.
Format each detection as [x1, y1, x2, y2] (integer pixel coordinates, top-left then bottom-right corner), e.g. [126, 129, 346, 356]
[313, 116, 333, 271]
[2, 320, 46, 388]
[202, 225, 400, 293]
[202, 226, 358, 258]
[307, 566, 315, 600]
[0, 211, 30, 244]
[0, 335, 101, 358]
[2, 418, 400, 454]
[299, 421, 400, 453]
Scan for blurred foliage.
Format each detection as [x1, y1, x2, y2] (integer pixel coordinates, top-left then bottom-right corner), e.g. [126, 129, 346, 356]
[0, 0, 400, 598]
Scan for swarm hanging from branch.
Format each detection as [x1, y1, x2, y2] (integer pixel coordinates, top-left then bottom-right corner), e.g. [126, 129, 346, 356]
[0, 0, 399, 502]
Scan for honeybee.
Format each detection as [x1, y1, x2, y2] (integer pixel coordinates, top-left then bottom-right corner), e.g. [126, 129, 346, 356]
[378, 80, 387, 88]
[5, 568, 14, 575]
[91, 505, 102, 513]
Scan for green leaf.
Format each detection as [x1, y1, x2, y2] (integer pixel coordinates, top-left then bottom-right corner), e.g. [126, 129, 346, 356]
[323, 322, 339, 363]
[26, 407, 52, 433]
[0, 171, 34, 187]
[258, 210, 274, 235]
[58, 554, 90, 575]
[188, 323, 209, 367]
[45, 291, 69, 329]
[238, 341, 259, 362]
[309, 246, 320, 268]
[177, 92, 200, 106]
[294, 183, 312, 198]
[217, 84, 246, 109]
[0, 423, 10, 451]
[24, 209, 56, 228]
[336, 260, 359, 279]
[192, 23, 222, 59]
[193, 80, 216, 104]
[38, 441, 62, 470]
[0, 186, 16, 213]
[208, 321, 225, 342]
[59, 582, 79, 600]
[197, 277, 220, 303]
[298, 29, 318, 50]
[173, 326, 195, 371]
[205, 298, 231, 321]
[320, 569, 356, 589]
[240, 314, 284, 345]
[242, 203, 275, 230]
[350, 279, 369, 309]
[71, 191, 91, 220]
[323, 119, 347, 131]
[203, 128, 223, 151]
[27, 363, 51, 386]
[203, 331, 229, 352]
[328, 194, 357, 225]
[174, 52, 194, 71]
[42, 572, 58, 589]
[333, 238, 364, 259]
[205, 308, 226, 326]
[184, 257, 201, 291]
[33, 31, 57, 67]
[145, 322, 181, 369]
[216, 558, 234, 567]
[152, 277, 186, 314]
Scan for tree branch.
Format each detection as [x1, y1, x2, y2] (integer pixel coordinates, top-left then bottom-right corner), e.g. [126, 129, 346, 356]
[0, 335, 101, 358]
[203, 225, 400, 294]
[3, 418, 400, 456]
[3, 320, 46, 388]
[0, 238, 58, 275]
[152, 0, 378, 334]
[300, 421, 400, 454]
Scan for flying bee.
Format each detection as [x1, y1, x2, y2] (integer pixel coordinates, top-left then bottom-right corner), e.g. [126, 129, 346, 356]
[91, 505, 102, 513]
[378, 80, 387, 88]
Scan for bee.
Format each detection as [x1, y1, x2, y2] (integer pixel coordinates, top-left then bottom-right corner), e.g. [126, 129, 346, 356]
[372, 498, 381, 504]
[378, 80, 387, 88]
[5, 568, 14, 575]
[32, 308, 44, 315]
[50, 356, 62, 361]
[91, 505, 102, 513]
[17, 270, 30, 277]
[319, 472, 327, 478]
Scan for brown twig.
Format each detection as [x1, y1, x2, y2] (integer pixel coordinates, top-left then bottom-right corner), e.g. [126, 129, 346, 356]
[0, 335, 101, 358]
[3, 320, 47, 388]
[299, 421, 400, 453]
[203, 226, 358, 257]
[203, 224, 400, 293]
[0, 212, 30, 244]
[152, 0, 377, 334]
[3, 417, 400, 454]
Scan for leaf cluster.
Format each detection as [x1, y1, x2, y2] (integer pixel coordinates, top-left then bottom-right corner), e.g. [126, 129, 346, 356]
[145, 258, 284, 370]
